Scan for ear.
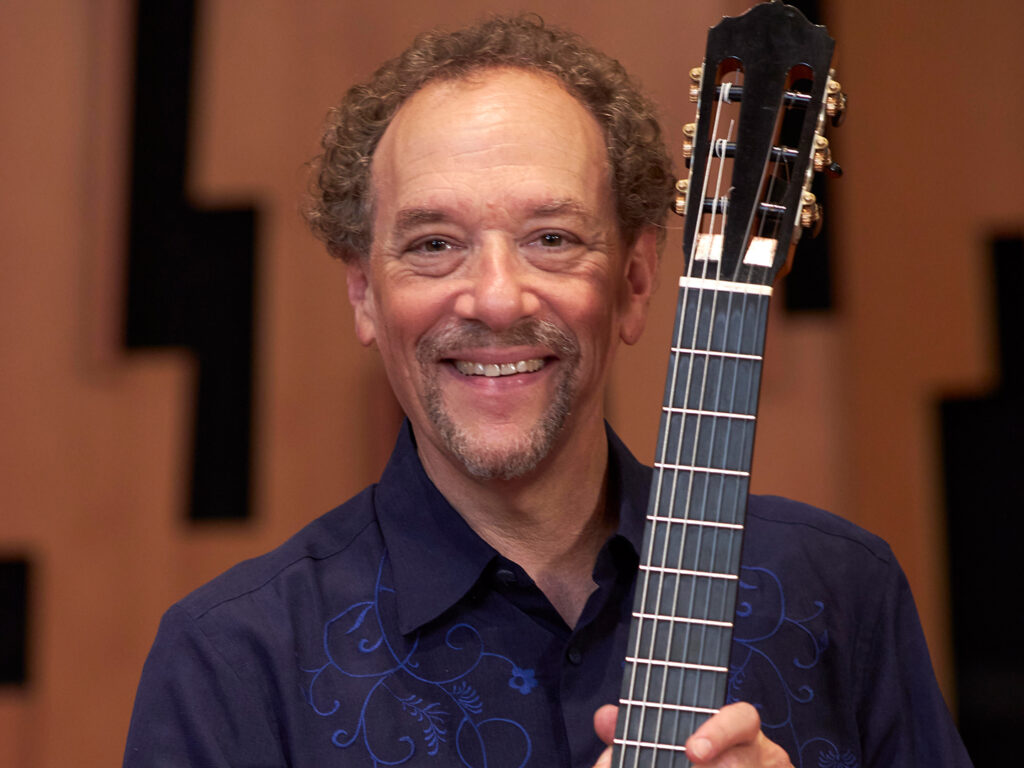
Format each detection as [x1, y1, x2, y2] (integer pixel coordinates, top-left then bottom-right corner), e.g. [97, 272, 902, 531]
[619, 228, 659, 346]
[346, 258, 378, 347]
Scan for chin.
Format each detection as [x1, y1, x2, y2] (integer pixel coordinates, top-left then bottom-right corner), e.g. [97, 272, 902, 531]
[432, 411, 569, 481]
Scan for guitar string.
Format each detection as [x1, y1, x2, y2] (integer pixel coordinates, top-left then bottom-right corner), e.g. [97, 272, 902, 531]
[642, 73, 740, 765]
[678, 72, 799, 752]
[664, 76, 746, 758]
[619, 66, 732, 768]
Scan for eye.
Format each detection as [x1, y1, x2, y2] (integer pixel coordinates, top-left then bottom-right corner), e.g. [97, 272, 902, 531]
[530, 231, 579, 250]
[411, 237, 453, 254]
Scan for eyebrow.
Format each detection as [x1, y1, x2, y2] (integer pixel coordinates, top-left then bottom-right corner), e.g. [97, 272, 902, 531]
[391, 208, 450, 239]
[392, 200, 595, 238]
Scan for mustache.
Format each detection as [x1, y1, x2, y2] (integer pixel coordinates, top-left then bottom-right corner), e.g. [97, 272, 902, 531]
[416, 319, 579, 364]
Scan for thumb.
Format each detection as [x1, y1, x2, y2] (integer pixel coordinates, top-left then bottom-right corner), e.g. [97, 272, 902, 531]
[593, 704, 618, 746]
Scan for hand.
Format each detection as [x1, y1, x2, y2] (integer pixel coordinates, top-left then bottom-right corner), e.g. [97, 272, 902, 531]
[591, 703, 793, 767]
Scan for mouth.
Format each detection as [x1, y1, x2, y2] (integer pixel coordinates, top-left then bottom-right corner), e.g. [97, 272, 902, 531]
[452, 358, 546, 378]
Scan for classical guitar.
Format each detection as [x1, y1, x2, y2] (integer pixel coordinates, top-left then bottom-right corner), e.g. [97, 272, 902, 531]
[612, 3, 845, 765]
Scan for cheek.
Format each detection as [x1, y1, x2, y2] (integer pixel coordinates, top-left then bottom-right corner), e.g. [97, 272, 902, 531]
[374, 286, 451, 357]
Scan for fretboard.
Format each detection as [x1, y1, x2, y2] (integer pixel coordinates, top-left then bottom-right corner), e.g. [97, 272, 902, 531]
[614, 276, 772, 767]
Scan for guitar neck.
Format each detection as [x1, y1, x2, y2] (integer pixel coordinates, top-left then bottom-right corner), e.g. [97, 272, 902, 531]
[614, 278, 771, 766]
[611, 4, 841, 763]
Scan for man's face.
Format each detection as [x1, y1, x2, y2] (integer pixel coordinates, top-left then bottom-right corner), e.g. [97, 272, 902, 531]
[347, 68, 655, 481]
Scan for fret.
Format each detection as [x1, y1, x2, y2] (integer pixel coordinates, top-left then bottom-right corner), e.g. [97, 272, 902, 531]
[644, 518, 742, 573]
[636, 571, 738, 626]
[662, 354, 761, 416]
[625, 657, 729, 673]
[632, 616, 732, 666]
[639, 564, 738, 580]
[631, 611, 734, 628]
[649, 474, 749, 525]
[661, 407, 755, 421]
[614, 700, 720, 720]
[654, 410, 756, 472]
[670, 283, 770, 356]
[670, 347, 762, 361]
[614, 738, 688, 753]
[653, 462, 749, 477]
[644, 516, 743, 531]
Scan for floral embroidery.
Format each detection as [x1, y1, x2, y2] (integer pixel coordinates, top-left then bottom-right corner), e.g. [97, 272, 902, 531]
[817, 746, 857, 768]
[302, 554, 535, 766]
[507, 666, 537, 694]
[729, 566, 858, 768]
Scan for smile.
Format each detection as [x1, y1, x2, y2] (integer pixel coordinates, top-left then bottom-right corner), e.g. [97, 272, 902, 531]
[453, 358, 546, 377]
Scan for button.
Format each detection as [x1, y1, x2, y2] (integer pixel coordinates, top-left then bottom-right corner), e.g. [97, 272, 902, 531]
[495, 568, 517, 586]
[566, 646, 583, 665]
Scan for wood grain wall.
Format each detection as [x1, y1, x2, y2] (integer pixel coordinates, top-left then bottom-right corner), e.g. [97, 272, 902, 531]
[2, 0, 1020, 764]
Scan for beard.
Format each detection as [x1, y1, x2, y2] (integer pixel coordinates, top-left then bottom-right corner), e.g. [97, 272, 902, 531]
[415, 319, 580, 480]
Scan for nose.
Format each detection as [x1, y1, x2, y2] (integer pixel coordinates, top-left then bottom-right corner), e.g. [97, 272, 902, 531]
[454, 239, 540, 331]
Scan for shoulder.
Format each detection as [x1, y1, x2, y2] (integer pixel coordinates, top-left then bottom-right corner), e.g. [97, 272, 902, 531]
[175, 484, 383, 623]
[745, 493, 895, 568]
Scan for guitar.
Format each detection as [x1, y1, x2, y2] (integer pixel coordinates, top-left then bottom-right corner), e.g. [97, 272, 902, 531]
[612, 3, 845, 765]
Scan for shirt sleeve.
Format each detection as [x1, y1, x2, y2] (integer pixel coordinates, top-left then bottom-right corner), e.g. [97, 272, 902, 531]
[123, 604, 287, 767]
[855, 557, 974, 767]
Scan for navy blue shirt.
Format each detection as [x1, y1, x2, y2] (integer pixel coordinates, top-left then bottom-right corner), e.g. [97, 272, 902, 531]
[124, 423, 971, 767]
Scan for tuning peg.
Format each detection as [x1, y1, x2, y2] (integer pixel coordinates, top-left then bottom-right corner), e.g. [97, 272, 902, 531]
[689, 67, 702, 103]
[673, 179, 688, 216]
[682, 123, 696, 160]
[812, 136, 832, 173]
[826, 161, 843, 178]
[826, 79, 847, 126]
[800, 191, 823, 234]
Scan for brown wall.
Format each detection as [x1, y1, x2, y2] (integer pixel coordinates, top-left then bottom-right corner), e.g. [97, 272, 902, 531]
[2, 0, 1020, 764]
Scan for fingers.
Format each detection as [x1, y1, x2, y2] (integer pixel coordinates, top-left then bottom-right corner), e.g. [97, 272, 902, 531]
[593, 701, 791, 768]
[591, 706, 617, 768]
[685, 702, 791, 766]
[687, 702, 762, 760]
[592, 745, 612, 768]
[593, 703, 618, 746]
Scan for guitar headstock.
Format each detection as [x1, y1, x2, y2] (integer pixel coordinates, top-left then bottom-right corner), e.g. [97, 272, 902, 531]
[675, 1, 845, 288]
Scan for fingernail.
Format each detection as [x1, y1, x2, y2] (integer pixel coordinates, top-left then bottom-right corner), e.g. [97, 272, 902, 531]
[689, 737, 712, 760]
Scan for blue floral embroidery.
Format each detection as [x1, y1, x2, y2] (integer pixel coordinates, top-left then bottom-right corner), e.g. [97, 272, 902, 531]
[729, 566, 858, 768]
[817, 746, 857, 768]
[302, 554, 535, 766]
[507, 666, 537, 694]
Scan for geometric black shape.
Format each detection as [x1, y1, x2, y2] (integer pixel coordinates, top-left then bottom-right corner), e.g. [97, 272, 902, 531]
[125, 0, 257, 519]
[784, 170, 834, 312]
[0, 558, 30, 686]
[778, 0, 835, 313]
[940, 234, 1023, 764]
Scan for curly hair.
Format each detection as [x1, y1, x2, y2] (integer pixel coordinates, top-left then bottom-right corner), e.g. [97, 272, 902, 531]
[306, 14, 675, 262]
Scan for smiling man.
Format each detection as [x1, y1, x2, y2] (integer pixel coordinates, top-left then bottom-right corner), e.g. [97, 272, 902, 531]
[124, 15, 971, 768]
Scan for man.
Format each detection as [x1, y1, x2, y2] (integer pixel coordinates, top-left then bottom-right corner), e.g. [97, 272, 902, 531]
[124, 16, 971, 767]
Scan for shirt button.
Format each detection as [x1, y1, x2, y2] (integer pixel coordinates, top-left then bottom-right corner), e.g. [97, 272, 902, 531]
[495, 568, 516, 586]
[566, 646, 583, 665]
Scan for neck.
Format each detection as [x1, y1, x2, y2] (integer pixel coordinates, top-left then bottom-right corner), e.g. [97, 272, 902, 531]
[417, 418, 616, 627]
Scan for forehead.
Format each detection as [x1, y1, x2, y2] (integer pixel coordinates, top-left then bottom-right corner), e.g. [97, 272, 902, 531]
[369, 68, 612, 218]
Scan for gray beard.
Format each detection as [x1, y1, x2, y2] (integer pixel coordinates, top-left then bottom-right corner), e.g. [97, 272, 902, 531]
[415, 319, 580, 480]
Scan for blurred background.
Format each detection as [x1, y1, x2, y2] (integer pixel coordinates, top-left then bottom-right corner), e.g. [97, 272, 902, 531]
[2, 0, 1021, 764]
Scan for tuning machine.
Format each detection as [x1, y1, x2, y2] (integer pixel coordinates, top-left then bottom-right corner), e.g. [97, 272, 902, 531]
[673, 178, 688, 217]
[826, 78, 847, 126]
[800, 190, 823, 234]
[681, 123, 696, 161]
[688, 67, 702, 103]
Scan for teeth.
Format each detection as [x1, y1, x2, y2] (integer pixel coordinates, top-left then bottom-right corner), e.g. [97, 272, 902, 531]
[454, 358, 545, 377]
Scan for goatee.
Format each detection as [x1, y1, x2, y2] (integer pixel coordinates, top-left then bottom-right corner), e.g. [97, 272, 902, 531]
[415, 319, 580, 480]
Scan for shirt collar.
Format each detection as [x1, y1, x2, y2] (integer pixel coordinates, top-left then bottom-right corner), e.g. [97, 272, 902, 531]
[374, 421, 651, 635]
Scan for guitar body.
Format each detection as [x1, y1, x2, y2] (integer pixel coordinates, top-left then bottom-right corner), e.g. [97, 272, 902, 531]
[613, 3, 842, 765]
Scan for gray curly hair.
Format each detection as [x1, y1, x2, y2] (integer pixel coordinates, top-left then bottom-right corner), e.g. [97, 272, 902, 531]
[306, 14, 675, 262]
